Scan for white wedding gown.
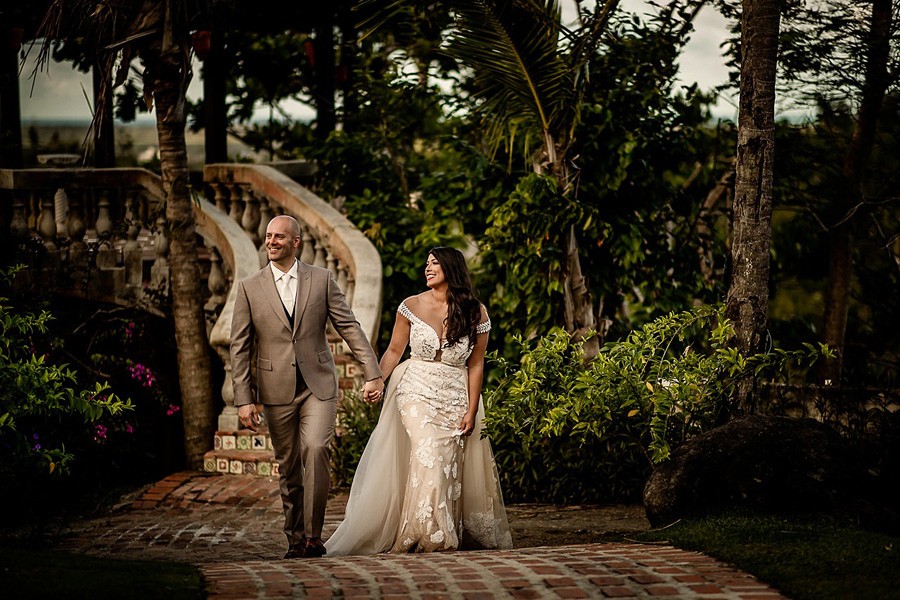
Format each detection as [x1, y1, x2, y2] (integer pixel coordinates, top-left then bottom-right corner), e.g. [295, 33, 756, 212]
[325, 301, 513, 555]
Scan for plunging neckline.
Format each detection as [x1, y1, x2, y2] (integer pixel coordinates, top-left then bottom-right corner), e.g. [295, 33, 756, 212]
[401, 300, 447, 348]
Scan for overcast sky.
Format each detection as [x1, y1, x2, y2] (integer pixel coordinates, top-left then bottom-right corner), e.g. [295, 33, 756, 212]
[19, 1, 739, 124]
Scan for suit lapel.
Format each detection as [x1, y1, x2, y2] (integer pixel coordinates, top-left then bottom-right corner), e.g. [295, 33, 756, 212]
[260, 266, 291, 331]
[294, 262, 313, 335]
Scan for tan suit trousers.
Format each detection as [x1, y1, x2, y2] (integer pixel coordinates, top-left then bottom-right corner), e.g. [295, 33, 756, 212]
[264, 387, 336, 544]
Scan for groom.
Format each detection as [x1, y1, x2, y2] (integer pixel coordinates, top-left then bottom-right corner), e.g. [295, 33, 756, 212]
[230, 215, 384, 559]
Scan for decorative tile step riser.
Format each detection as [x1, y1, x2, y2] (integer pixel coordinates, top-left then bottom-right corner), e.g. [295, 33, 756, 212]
[214, 431, 273, 452]
[203, 450, 278, 477]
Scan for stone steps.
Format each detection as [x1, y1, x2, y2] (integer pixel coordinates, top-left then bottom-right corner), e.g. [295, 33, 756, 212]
[203, 427, 277, 476]
[202, 341, 368, 477]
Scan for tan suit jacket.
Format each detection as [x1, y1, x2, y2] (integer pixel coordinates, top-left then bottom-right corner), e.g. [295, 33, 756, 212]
[230, 261, 381, 405]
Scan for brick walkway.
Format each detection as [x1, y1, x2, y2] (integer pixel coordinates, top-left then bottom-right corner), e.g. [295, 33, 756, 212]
[60, 471, 787, 599]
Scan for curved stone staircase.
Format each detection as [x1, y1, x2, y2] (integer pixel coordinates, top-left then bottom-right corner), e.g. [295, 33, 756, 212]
[0, 161, 381, 477]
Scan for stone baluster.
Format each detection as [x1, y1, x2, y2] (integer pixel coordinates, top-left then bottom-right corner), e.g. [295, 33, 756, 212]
[313, 238, 327, 268]
[257, 197, 274, 240]
[256, 198, 274, 267]
[205, 245, 228, 336]
[95, 191, 113, 240]
[10, 194, 28, 237]
[228, 184, 243, 225]
[123, 192, 143, 298]
[241, 187, 260, 246]
[27, 191, 39, 230]
[215, 344, 239, 432]
[300, 226, 316, 265]
[54, 188, 69, 238]
[38, 190, 58, 251]
[67, 191, 88, 270]
[326, 250, 338, 279]
[337, 261, 348, 292]
[206, 247, 228, 310]
[81, 190, 96, 241]
[150, 216, 170, 291]
[345, 273, 356, 307]
[67, 191, 86, 247]
[95, 191, 116, 270]
[213, 183, 228, 213]
[139, 193, 152, 223]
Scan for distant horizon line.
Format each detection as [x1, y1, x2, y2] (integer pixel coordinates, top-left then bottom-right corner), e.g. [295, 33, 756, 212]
[23, 118, 157, 126]
[22, 117, 304, 127]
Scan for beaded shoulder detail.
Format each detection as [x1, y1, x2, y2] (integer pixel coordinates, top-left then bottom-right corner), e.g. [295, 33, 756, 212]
[398, 300, 418, 323]
[476, 317, 491, 335]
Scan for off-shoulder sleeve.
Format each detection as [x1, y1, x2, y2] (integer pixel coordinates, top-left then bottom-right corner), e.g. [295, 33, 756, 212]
[398, 300, 416, 322]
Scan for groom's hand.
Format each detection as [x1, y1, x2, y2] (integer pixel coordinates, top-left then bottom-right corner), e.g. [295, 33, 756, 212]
[362, 377, 385, 403]
[238, 404, 260, 432]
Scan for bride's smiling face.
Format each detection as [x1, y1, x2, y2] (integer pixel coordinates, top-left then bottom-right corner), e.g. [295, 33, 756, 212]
[424, 254, 445, 288]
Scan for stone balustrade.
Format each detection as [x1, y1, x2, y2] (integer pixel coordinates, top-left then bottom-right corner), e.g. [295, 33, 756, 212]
[202, 164, 382, 343]
[1, 164, 384, 477]
[0, 168, 167, 304]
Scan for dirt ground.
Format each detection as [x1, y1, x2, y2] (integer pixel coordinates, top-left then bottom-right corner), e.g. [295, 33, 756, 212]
[506, 503, 652, 548]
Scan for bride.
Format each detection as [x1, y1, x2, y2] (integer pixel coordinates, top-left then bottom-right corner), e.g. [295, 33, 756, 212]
[325, 246, 512, 555]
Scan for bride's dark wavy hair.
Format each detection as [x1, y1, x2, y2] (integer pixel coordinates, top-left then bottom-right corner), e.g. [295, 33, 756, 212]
[428, 246, 482, 348]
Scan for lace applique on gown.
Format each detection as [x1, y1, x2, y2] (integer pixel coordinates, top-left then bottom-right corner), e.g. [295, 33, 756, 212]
[325, 301, 512, 556]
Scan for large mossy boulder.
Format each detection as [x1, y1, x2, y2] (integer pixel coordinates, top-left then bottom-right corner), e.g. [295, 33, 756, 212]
[643, 415, 887, 528]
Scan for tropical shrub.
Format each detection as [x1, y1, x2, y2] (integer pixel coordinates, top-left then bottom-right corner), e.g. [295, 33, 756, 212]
[331, 389, 382, 489]
[0, 267, 132, 480]
[483, 304, 830, 503]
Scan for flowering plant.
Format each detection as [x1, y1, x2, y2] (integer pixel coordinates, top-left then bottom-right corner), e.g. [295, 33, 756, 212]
[0, 267, 133, 476]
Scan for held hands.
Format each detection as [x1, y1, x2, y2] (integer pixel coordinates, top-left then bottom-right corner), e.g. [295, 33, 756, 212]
[238, 403, 261, 432]
[362, 377, 385, 403]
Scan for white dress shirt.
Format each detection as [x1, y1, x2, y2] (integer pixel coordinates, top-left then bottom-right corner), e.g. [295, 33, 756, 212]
[271, 260, 298, 315]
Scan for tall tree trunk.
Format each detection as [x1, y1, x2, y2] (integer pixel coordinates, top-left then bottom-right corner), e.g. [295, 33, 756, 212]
[563, 225, 600, 358]
[92, 63, 116, 168]
[313, 11, 336, 139]
[202, 29, 228, 164]
[819, 0, 892, 384]
[0, 31, 23, 169]
[725, 0, 781, 417]
[338, 0, 358, 133]
[150, 45, 214, 469]
[547, 135, 600, 358]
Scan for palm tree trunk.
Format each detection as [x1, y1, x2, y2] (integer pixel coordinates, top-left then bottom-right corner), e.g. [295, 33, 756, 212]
[152, 50, 214, 469]
[564, 225, 600, 358]
[547, 134, 600, 358]
[725, 0, 781, 417]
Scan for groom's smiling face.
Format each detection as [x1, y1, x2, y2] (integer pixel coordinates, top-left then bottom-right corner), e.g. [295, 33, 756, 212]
[265, 217, 301, 268]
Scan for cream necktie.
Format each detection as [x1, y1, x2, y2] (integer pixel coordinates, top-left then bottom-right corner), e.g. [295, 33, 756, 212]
[279, 273, 295, 315]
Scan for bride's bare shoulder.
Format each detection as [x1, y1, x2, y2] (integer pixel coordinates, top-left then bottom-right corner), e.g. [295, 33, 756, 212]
[406, 292, 431, 308]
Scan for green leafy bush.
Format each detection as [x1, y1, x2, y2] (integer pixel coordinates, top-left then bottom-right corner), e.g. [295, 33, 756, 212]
[483, 304, 829, 503]
[0, 267, 133, 478]
[331, 389, 382, 489]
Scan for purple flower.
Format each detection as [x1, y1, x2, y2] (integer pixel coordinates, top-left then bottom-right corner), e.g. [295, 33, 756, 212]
[125, 423, 134, 434]
[128, 363, 156, 388]
[166, 404, 181, 416]
[33, 443, 41, 451]
[94, 424, 108, 439]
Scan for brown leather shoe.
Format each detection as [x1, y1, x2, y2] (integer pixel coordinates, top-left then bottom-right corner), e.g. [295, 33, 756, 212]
[284, 537, 307, 559]
[305, 537, 326, 558]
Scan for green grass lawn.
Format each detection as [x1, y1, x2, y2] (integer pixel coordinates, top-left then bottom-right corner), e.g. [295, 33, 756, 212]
[0, 545, 203, 600]
[636, 512, 900, 600]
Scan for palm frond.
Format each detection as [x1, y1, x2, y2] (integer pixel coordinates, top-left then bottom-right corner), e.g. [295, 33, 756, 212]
[444, 0, 574, 157]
